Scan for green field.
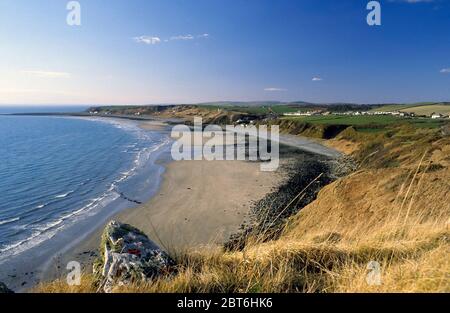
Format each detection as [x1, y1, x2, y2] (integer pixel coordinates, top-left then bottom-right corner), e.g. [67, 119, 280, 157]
[282, 115, 445, 129]
[283, 115, 400, 125]
[202, 104, 303, 114]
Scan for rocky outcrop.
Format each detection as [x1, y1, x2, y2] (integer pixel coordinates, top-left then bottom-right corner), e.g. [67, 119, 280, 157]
[442, 124, 450, 136]
[94, 221, 175, 293]
[0, 282, 14, 294]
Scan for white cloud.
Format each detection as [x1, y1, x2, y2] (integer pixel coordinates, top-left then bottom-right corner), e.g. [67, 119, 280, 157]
[312, 77, 323, 81]
[133, 36, 161, 45]
[170, 33, 210, 41]
[264, 87, 286, 91]
[170, 34, 195, 41]
[20, 70, 71, 79]
[440, 68, 450, 74]
[135, 34, 209, 45]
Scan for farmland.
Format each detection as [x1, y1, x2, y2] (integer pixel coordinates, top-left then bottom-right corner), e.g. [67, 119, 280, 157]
[372, 102, 450, 116]
[201, 104, 313, 115]
[400, 104, 450, 116]
[281, 114, 445, 129]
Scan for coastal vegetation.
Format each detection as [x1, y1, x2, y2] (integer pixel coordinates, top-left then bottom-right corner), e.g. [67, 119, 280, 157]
[34, 105, 449, 293]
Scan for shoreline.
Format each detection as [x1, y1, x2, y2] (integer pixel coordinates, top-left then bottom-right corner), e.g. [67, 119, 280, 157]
[40, 139, 344, 290]
[0, 117, 173, 292]
[53, 159, 286, 277]
[0, 116, 344, 292]
[38, 119, 176, 286]
[44, 121, 290, 283]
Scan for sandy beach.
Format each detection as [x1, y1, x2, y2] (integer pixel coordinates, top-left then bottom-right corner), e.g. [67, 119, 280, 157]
[39, 118, 342, 286]
[44, 160, 285, 281]
[43, 122, 286, 281]
[115, 160, 284, 251]
[22, 116, 344, 291]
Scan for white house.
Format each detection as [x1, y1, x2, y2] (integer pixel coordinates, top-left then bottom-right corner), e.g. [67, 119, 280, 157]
[431, 113, 444, 119]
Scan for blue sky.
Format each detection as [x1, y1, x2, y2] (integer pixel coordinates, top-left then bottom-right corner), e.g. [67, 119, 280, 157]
[0, 0, 449, 105]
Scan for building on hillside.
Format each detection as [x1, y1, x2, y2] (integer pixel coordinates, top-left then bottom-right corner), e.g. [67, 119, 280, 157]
[283, 110, 323, 117]
[402, 112, 415, 117]
[235, 114, 262, 125]
[431, 113, 444, 119]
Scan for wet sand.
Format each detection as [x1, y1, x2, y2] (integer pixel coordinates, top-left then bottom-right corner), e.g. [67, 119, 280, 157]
[43, 158, 284, 283]
[115, 160, 284, 251]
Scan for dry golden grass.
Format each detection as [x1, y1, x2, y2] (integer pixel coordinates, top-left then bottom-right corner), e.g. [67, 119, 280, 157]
[35, 126, 450, 293]
[34, 225, 449, 293]
[32, 274, 97, 293]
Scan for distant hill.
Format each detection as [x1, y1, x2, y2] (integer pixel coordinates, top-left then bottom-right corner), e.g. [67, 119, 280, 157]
[195, 101, 283, 107]
[193, 101, 385, 113]
[372, 102, 450, 116]
[400, 103, 450, 116]
[86, 101, 450, 117]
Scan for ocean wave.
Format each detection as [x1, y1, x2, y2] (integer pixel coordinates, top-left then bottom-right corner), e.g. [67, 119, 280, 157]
[20, 202, 54, 218]
[0, 226, 62, 259]
[35, 219, 64, 232]
[54, 191, 74, 199]
[0, 217, 20, 226]
[0, 190, 121, 259]
[0, 116, 172, 263]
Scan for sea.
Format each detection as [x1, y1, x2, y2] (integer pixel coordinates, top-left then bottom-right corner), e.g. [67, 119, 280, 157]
[0, 107, 172, 289]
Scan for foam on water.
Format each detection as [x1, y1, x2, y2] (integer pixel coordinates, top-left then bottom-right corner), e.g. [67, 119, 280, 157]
[0, 217, 20, 226]
[0, 116, 171, 263]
